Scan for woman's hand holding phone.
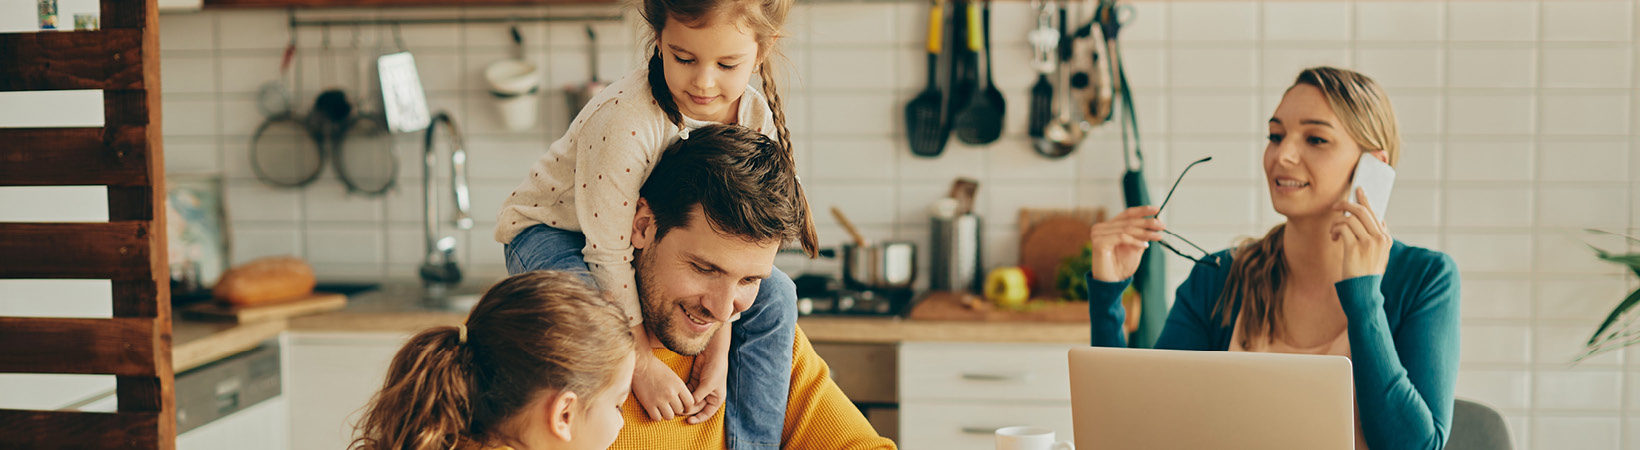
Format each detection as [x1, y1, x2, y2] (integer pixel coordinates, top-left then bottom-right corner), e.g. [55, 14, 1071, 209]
[1332, 187, 1392, 282]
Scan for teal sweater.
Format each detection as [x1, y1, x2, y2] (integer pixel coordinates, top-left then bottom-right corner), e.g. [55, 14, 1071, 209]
[1087, 241, 1461, 450]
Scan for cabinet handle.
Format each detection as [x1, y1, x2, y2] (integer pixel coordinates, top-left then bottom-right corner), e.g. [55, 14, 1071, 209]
[960, 426, 997, 435]
[961, 372, 1021, 382]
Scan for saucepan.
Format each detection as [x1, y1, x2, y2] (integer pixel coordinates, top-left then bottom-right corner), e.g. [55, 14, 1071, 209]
[828, 206, 918, 291]
[840, 241, 918, 291]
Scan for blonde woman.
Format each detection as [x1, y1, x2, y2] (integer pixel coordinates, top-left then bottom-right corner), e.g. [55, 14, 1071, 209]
[1086, 67, 1459, 450]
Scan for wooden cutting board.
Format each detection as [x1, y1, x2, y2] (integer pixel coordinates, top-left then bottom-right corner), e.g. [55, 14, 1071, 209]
[908, 291, 1090, 323]
[183, 292, 347, 323]
[1017, 208, 1105, 298]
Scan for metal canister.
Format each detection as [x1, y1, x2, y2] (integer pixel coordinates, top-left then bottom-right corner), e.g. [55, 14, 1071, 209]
[929, 214, 983, 293]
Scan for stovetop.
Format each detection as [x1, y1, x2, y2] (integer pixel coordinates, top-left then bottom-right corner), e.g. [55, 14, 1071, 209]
[794, 273, 914, 317]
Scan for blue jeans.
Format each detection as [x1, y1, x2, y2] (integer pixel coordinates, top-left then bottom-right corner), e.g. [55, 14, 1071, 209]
[505, 224, 794, 449]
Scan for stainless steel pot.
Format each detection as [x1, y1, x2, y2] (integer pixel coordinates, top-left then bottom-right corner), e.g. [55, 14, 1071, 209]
[840, 241, 918, 291]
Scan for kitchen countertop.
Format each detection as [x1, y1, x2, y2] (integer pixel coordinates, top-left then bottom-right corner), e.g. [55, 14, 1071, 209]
[295, 282, 1090, 344]
[172, 283, 1091, 369]
[172, 314, 288, 372]
[285, 312, 1091, 344]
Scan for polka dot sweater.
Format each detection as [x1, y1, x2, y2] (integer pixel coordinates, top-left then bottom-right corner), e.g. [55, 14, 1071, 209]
[494, 65, 777, 325]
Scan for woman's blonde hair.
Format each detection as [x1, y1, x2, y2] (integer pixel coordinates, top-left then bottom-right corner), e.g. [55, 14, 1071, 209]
[1296, 66, 1401, 166]
[349, 271, 634, 450]
[637, 0, 819, 257]
[1215, 67, 1401, 346]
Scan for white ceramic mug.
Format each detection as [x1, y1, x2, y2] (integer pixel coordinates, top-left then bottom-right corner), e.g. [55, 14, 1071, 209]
[483, 59, 541, 131]
[995, 426, 1074, 450]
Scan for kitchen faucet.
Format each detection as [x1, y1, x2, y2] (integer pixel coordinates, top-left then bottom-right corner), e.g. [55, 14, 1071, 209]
[419, 111, 472, 288]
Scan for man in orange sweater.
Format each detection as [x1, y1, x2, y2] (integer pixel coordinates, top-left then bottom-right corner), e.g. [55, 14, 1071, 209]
[598, 126, 894, 449]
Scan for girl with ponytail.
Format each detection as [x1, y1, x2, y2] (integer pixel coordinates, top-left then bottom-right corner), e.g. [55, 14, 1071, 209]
[350, 271, 636, 450]
[1084, 67, 1460, 450]
[492, 0, 812, 446]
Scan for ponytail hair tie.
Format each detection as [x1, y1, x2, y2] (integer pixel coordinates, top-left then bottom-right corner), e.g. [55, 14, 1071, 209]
[457, 324, 468, 344]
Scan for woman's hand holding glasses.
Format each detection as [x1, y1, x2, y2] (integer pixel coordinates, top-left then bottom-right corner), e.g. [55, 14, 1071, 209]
[1088, 156, 1222, 284]
[1088, 205, 1168, 283]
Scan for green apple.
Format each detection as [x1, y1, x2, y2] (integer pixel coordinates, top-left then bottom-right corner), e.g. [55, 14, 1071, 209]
[984, 267, 1031, 310]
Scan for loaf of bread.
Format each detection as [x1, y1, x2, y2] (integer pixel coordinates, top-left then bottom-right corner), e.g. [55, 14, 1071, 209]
[213, 256, 317, 306]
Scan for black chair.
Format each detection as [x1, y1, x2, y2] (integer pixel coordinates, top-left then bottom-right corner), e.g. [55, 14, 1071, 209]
[1447, 398, 1513, 450]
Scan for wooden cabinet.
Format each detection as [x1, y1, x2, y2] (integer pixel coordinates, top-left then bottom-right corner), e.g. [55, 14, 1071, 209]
[813, 342, 900, 442]
[813, 342, 898, 404]
[896, 341, 1078, 450]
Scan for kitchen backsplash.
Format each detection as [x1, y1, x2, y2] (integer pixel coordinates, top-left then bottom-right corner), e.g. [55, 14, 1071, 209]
[143, 2, 1639, 448]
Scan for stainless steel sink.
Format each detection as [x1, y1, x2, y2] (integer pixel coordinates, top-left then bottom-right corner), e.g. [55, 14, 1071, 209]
[420, 282, 482, 313]
[332, 281, 485, 314]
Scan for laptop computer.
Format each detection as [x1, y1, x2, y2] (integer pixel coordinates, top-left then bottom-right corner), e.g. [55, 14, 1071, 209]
[1067, 347, 1356, 450]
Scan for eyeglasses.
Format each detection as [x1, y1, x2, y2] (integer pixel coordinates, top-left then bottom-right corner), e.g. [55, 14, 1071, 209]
[1151, 156, 1220, 268]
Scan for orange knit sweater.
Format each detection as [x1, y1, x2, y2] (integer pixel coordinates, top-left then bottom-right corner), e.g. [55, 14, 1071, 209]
[609, 326, 897, 450]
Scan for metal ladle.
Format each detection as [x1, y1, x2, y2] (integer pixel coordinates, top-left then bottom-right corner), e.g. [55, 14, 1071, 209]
[1038, 74, 1087, 158]
[1036, 2, 1087, 159]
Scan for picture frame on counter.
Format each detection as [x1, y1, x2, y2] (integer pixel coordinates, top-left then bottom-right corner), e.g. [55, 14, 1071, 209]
[166, 174, 231, 295]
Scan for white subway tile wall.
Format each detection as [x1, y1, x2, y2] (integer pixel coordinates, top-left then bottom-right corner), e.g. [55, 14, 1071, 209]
[1355, 1, 1444, 42]
[1354, 46, 1443, 89]
[150, 2, 1640, 448]
[1533, 415, 1623, 450]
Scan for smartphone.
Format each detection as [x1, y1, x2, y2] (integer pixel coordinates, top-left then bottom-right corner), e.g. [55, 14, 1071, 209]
[1347, 153, 1396, 220]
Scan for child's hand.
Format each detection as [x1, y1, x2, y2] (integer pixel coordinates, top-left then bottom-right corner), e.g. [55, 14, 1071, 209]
[684, 344, 729, 424]
[632, 351, 694, 421]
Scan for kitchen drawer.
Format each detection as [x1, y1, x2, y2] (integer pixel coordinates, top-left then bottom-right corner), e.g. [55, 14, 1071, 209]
[899, 342, 1077, 402]
[898, 400, 1073, 450]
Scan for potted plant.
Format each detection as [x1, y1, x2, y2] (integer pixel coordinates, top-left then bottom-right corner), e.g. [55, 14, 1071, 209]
[1575, 229, 1640, 363]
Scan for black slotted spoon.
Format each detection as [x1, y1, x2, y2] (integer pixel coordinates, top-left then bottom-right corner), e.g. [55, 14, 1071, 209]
[906, 0, 950, 157]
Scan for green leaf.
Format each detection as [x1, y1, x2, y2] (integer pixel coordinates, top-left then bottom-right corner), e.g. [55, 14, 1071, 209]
[1592, 251, 1640, 268]
[1586, 287, 1640, 346]
[1584, 242, 1640, 278]
[1576, 332, 1640, 364]
[1055, 243, 1096, 301]
[1585, 229, 1640, 245]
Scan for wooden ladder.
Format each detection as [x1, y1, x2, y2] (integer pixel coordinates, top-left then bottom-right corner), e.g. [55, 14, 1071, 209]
[0, 0, 175, 448]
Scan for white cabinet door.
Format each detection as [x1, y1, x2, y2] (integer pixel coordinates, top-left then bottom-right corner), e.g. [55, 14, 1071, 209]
[284, 332, 410, 450]
[178, 397, 289, 450]
[898, 401, 1074, 450]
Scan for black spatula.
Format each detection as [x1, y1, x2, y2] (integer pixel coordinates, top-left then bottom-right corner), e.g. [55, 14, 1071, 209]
[955, 0, 1005, 145]
[906, 0, 949, 157]
[946, 0, 977, 124]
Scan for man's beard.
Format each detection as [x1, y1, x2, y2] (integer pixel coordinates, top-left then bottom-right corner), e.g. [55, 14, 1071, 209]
[635, 249, 714, 356]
